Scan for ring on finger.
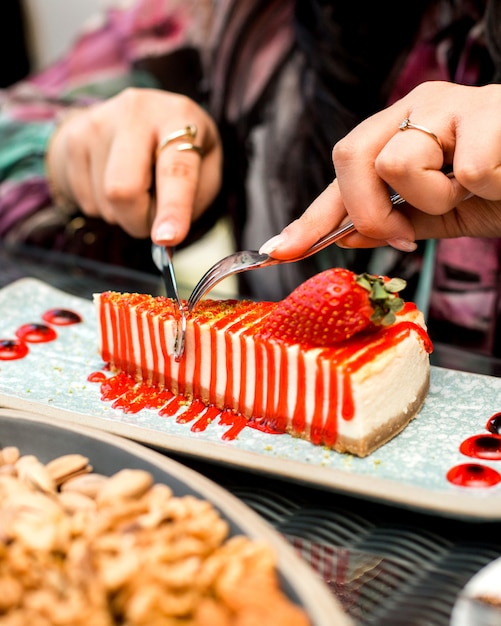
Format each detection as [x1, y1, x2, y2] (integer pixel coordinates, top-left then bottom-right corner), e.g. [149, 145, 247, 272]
[156, 124, 197, 158]
[399, 117, 443, 150]
[176, 142, 205, 158]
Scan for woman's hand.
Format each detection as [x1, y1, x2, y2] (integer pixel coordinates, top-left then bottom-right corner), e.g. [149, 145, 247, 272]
[46, 87, 222, 246]
[260, 81, 501, 258]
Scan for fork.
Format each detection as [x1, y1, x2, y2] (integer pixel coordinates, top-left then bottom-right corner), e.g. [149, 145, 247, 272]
[151, 243, 186, 360]
[187, 191, 405, 312]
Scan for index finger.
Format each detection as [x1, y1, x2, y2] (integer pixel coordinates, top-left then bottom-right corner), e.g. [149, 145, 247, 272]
[333, 105, 418, 244]
[152, 140, 203, 245]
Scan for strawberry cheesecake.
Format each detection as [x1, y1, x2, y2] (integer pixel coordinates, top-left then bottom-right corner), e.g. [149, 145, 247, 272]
[94, 269, 433, 457]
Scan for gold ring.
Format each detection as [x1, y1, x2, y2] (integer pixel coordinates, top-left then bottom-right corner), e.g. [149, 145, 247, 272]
[399, 118, 443, 150]
[156, 124, 197, 158]
[176, 142, 205, 157]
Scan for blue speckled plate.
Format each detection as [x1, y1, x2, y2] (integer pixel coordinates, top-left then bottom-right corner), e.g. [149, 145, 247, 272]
[2, 278, 501, 520]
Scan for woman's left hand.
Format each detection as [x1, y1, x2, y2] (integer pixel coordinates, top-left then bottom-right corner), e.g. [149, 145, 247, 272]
[259, 81, 501, 258]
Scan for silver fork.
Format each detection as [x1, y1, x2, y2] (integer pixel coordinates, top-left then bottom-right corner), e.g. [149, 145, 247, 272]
[187, 191, 406, 312]
[151, 243, 186, 360]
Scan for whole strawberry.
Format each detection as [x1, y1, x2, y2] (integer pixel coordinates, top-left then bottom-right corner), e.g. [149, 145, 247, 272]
[263, 268, 406, 346]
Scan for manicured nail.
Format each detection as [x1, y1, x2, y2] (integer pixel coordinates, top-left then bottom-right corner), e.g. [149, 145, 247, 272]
[259, 232, 287, 255]
[387, 238, 418, 252]
[154, 222, 177, 242]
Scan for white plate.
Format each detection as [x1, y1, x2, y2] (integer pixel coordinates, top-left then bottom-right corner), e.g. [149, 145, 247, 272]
[0, 407, 350, 626]
[450, 557, 501, 626]
[2, 278, 501, 520]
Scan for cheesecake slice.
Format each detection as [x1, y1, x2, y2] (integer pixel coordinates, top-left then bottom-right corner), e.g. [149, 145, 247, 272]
[94, 269, 432, 457]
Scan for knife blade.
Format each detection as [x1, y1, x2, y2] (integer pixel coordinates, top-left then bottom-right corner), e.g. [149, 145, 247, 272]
[151, 243, 186, 360]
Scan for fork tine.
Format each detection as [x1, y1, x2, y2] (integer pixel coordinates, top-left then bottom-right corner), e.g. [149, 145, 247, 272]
[188, 259, 239, 309]
[187, 251, 270, 312]
[188, 265, 236, 310]
[187, 266, 225, 310]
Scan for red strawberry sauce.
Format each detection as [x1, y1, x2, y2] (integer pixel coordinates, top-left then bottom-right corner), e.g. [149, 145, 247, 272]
[15, 323, 57, 343]
[447, 412, 501, 487]
[0, 339, 29, 360]
[94, 295, 435, 450]
[0, 308, 81, 361]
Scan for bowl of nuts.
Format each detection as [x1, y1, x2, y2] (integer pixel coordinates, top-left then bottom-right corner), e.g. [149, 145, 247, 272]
[0, 408, 352, 626]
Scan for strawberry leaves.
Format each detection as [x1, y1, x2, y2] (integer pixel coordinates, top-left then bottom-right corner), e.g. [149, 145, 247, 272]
[355, 273, 406, 326]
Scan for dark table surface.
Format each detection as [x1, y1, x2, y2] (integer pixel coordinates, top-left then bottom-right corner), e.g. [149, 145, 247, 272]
[2, 242, 501, 626]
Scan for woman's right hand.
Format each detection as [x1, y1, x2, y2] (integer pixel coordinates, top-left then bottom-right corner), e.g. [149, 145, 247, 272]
[46, 87, 223, 247]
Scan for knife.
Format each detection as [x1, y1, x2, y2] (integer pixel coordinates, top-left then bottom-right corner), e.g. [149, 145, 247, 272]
[151, 243, 186, 361]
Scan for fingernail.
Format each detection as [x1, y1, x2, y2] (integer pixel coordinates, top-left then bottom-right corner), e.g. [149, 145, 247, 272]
[387, 238, 418, 252]
[154, 222, 177, 242]
[259, 232, 287, 255]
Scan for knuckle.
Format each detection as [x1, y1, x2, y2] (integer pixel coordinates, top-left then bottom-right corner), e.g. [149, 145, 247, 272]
[116, 86, 144, 108]
[158, 160, 198, 186]
[332, 135, 357, 166]
[375, 152, 409, 179]
[453, 162, 488, 189]
[173, 93, 198, 115]
[354, 215, 383, 237]
[103, 179, 141, 204]
[407, 80, 449, 100]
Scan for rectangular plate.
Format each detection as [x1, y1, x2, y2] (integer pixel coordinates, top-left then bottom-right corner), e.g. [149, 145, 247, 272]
[2, 278, 501, 520]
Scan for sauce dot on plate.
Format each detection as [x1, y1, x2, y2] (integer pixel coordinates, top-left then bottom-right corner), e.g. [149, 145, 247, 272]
[0, 339, 29, 360]
[447, 463, 501, 488]
[15, 323, 57, 343]
[42, 309, 82, 326]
